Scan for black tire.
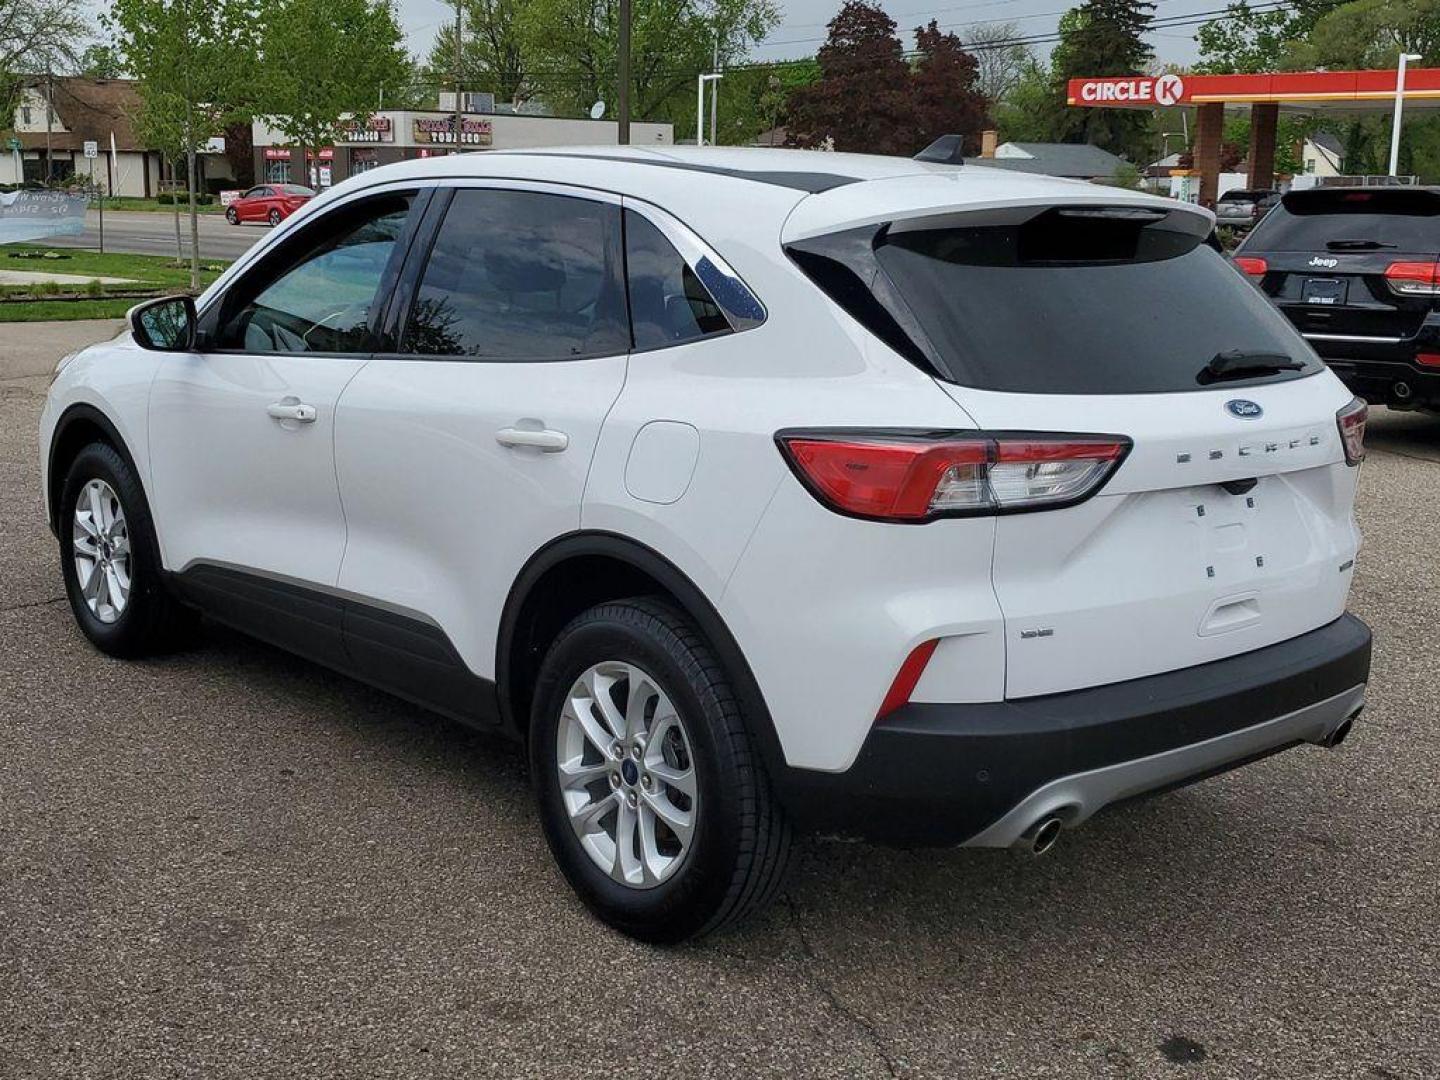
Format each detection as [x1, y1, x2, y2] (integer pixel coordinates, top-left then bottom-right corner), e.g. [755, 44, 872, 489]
[225, 206, 238, 225]
[530, 598, 791, 944]
[268, 208, 282, 226]
[58, 441, 196, 658]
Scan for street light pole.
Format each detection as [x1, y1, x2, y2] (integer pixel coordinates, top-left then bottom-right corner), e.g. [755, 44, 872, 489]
[696, 73, 722, 146]
[1389, 53, 1423, 177]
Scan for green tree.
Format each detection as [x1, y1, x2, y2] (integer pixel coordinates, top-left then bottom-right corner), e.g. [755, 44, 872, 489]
[1049, 0, 1156, 161]
[0, 0, 88, 122]
[519, 0, 778, 123]
[425, 0, 529, 106]
[256, 0, 412, 179]
[992, 58, 1067, 142]
[963, 21, 1034, 105]
[1195, 0, 1331, 74]
[108, 0, 254, 288]
[1287, 0, 1440, 69]
[79, 44, 125, 79]
[704, 59, 818, 146]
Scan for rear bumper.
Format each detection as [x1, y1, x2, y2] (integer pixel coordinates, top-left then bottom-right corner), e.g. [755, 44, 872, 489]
[1320, 356, 1440, 407]
[777, 613, 1372, 847]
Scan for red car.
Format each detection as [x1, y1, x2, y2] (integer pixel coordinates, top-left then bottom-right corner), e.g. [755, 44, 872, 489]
[224, 184, 316, 226]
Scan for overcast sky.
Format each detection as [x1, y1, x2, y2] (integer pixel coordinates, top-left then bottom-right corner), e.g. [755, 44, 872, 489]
[395, 0, 1208, 67]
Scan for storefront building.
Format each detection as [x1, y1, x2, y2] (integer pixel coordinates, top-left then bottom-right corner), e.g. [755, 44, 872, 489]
[251, 110, 674, 190]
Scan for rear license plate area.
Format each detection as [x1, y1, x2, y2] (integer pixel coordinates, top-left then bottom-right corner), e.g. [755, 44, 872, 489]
[1303, 278, 1347, 306]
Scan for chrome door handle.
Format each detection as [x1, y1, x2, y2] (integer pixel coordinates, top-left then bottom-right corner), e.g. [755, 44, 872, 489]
[496, 427, 569, 452]
[267, 401, 317, 423]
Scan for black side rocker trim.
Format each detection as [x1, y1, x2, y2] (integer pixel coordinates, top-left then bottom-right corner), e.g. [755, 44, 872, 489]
[171, 564, 501, 728]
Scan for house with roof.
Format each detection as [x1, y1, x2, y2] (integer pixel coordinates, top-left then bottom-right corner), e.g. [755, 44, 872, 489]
[0, 77, 236, 197]
[964, 133, 1130, 182]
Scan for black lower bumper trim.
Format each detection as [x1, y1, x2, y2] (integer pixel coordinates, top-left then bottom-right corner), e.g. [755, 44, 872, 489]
[776, 614, 1372, 847]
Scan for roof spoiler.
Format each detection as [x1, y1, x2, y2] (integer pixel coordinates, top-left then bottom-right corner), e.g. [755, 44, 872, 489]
[914, 135, 965, 166]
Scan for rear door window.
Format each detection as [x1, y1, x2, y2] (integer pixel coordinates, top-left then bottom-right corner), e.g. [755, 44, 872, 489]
[849, 208, 1322, 394]
[401, 188, 629, 361]
[1245, 189, 1440, 252]
[624, 209, 731, 350]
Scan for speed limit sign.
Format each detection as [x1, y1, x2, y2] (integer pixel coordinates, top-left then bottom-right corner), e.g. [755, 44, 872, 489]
[83, 140, 98, 158]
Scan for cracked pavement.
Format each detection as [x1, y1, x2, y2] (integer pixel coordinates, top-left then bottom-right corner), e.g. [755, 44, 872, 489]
[1, 322, 1436, 1078]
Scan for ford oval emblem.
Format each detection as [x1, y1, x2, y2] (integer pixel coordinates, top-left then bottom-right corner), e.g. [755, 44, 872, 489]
[1226, 399, 1263, 420]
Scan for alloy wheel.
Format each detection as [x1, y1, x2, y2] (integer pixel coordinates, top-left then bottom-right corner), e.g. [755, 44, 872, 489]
[72, 478, 131, 624]
[556, 661, 698, 889]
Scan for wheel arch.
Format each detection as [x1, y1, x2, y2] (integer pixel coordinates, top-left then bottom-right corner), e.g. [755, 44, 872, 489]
[47, 403, 145, 537]
[496, 531, 788, 776]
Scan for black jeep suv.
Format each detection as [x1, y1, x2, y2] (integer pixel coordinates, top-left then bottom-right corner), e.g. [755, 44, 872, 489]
[1233, 187, 1440, 411]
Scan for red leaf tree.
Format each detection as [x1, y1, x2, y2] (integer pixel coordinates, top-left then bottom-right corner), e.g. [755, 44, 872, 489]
[786, 2, 990, 157]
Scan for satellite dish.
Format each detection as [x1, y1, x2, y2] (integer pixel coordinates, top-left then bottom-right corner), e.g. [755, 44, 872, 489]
[590, 100, 606, 120]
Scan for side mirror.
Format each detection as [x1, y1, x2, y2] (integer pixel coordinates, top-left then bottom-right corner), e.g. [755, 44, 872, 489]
[130, 295, 197, 351]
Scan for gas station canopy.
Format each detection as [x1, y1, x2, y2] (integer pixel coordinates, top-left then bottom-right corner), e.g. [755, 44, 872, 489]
[1067, 69, 1440, 113]
[1063, 68, 1438, 206]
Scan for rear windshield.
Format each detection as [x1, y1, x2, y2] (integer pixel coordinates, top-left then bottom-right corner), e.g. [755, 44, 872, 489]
[280, 185, 316, 196]
[1245, 189, 1440, 252]
[848, 209, 1321, 394]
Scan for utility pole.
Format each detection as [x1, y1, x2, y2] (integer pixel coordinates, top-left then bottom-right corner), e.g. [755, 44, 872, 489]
[1389, 53, 1423, 177]
[618, 0, 631, 144]
[453, 1, 464, 153]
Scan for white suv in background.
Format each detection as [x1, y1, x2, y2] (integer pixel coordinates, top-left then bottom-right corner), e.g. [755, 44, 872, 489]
[41, 148, 1372, 942]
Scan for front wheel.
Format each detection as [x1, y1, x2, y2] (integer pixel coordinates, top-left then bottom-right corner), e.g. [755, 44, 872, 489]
[58, 442, 195, 657]
[225, 206, 238, 224]
[530, 599, 791, 943]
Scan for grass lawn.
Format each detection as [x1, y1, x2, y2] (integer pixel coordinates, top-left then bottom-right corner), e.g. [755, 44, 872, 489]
[0, 245, 228, 321]
[95, 197, 224, 214]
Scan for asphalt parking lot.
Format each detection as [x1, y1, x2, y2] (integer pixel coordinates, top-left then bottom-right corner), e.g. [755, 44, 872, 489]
[1, 325, 1436, 1078]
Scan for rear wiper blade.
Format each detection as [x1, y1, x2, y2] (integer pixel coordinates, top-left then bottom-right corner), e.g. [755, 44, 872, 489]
[1199, 349, 1306, 384]
[1325, 238, 1396, 250]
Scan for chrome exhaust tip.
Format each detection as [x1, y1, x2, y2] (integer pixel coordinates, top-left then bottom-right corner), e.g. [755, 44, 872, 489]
[1020, 816, 1064, 856]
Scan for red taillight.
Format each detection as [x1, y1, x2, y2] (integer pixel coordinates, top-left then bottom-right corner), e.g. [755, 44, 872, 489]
[876, 639, 939, 720]
[776, 431, 1130, 522]
[1336, 397, 1366, 466]
[1233, 256, 1268, 278]
[1417, 353, 1440, 368]
[1384, 261, 1440, 297]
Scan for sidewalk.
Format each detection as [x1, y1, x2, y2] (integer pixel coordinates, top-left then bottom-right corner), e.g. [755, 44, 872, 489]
[0, 319, 125, 382]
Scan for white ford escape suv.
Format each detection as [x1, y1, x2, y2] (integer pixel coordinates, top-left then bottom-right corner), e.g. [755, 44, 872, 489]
[41, 147, 1372, 943]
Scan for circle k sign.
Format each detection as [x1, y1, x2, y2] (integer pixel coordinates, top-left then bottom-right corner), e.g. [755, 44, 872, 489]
[1070, 74, 1188, 107]
[1154, 74, 1186, 106]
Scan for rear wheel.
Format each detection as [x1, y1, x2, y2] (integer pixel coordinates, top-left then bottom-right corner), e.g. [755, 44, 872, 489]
[58, 442, 195, 657]
[268, 208, 282, 226]
[530, 599, 791, 943]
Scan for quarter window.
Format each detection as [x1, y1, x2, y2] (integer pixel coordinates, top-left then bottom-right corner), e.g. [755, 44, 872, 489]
[401, 189, 629, 361]
[214, 194, 413, 354]
[624, 210, 731, 350]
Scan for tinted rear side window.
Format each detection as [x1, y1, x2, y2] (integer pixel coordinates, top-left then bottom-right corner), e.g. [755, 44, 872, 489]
[1246, 189, 1440, 252]
[624, 210, 730, 350]
[402, 189, 629, 360]
[800, 208, 1322, 395]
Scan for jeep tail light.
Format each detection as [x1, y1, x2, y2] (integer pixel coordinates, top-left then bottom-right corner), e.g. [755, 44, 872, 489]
[1384, 261, 1440, 297]
[1233, 256, 1267, 279]
[776, 431, 1131, 522]
[1336, 397, 1367, 466]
